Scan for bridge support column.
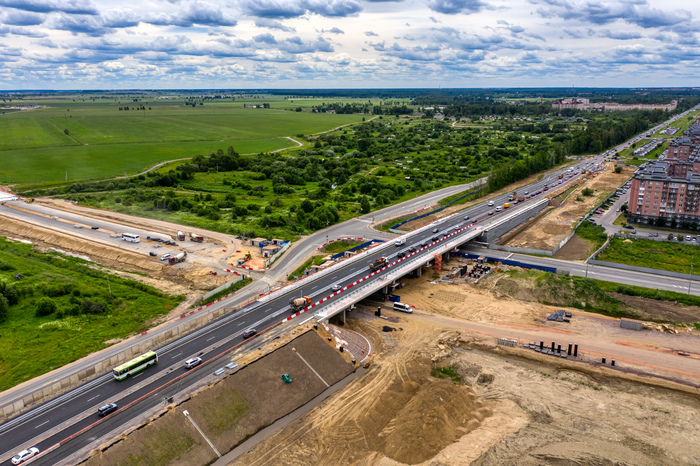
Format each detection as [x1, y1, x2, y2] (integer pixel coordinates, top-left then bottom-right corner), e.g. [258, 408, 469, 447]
[338, 308, 346, 325]
[416, 267, 422, 277]
[442, 252, 450, 264]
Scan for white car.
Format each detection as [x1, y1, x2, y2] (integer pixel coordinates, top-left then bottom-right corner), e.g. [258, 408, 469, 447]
[12, 447, 40, 465]
[331, 284, 342, 291]
[488, 200, 494, 206]
[184, 357, 202, 369]
[160, 254, 172, 261]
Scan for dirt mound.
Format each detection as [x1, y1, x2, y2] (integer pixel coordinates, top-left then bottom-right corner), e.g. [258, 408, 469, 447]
[378, 379, 475, 464]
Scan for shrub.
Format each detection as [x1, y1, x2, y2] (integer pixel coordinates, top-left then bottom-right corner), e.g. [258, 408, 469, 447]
[36, 297, 57, 317]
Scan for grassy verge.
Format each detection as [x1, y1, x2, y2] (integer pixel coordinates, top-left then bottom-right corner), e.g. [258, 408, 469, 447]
[0, 237, 184, 391]
[597, 237, 700, 276]
[596, 281, 700, 310]
[322, 240, 362, 254]
[575, 221, 608, 253]
[431, 366, 462, 382]
[287, 255, 326, 281]
[200, 277, 252, 306]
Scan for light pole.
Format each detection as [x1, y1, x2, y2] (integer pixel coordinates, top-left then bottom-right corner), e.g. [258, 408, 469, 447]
[688, 256, 693, 295]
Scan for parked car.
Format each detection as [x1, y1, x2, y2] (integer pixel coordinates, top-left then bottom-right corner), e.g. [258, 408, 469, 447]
[160, 254, 172, 261]
[149, 251, 157, 256]
[11, 447, 40, 465]
[98, 403, 118, 417]
[184, 357, 202, 369]
[624, 225, 634, 230]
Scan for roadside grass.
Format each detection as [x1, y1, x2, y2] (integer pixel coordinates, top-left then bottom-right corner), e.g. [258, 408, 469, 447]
[120, 424, 197, 466]
[575, 221, 608, 253]
[597, 237, 700, 276]
[535, 273, 634, 318]
[0, 237, 184, 391]
[431, 366, 462, 382]
[199, 385, 250, 436]
[287, 255, 326, 281]
[596, 281, 700, 310]
[322, 240, 363, 254]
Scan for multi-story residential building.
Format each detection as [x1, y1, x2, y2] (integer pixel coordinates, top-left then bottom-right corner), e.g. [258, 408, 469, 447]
[627, 123, 700, 226]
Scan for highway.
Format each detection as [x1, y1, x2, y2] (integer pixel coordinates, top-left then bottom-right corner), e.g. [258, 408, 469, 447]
[3, 104, 699, 464]
[0, 159, 592, 465]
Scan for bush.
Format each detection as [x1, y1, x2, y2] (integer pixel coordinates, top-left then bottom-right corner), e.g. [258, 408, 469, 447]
[582, 188, 594, 196]
[36, 297, 57, 317]
[0, 295, 8, 323]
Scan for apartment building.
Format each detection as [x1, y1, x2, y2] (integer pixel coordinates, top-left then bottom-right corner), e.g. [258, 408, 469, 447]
[627, 124, 700, 225]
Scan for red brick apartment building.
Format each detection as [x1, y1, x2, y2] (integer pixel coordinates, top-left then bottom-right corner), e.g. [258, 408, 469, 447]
[628, 124, 700, 226]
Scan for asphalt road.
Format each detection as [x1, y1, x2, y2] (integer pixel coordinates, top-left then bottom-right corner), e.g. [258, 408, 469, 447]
[0, 159, 593, 464]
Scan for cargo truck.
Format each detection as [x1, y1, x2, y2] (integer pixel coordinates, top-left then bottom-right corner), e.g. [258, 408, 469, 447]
[168, 251, 187, 264]
[369, 257, 388, 271]
[289, 296, 312, 312]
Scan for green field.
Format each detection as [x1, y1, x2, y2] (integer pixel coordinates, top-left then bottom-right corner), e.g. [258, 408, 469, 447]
[0, 237, 184, 391]
[0, 97, 365, 184]
[597, 237, 700, 276]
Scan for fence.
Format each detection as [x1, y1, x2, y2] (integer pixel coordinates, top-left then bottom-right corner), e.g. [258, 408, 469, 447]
[330, 239, 385, 260]
[389, 178, 488, 230]
[265, 241, 291, 268]
[451, 252, 558, 274]
[202, 274, 245, 301]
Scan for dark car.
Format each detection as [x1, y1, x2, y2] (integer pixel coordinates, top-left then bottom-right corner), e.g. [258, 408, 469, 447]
[422, 241, 430, 248]
[397, 252, 406, 259]
[431, 236, 439, 242]
[149, 251, 157, 257]
[243, 328, 257, 339]
[98, 403, 118, 417]
[432, 227, 439, 233]
[488, 211, 494, 216]
[464, 215, 470, 221]
[409, 246, 417, 253]
[442, 231, 450, 237]
[91, 226, 99, 230]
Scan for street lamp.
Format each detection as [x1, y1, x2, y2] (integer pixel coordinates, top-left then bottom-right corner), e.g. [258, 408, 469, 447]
[688, 256, 693, 295]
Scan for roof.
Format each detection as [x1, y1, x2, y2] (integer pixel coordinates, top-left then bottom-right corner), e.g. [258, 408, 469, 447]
[252, 237, 267, 242]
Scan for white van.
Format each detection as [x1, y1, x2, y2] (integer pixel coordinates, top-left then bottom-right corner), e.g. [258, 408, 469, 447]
[394, 238, 406, 247]
[487, 200, 494, 206]
[495, 206, 503, 212]
[393, 302, 413, 313]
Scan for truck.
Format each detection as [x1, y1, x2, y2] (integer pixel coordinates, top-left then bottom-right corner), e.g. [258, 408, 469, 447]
[177, 231, 185, 241]
[558, 174, 564, 179]
[168, 251, 187, 265]
[517, 196, 525, 203]
[189, 232, 203, 243]
[508, 191, 517, 201]
[289, 296, 312, 312]
[369, 257, 388, 271]
[503, 203, 510, 209]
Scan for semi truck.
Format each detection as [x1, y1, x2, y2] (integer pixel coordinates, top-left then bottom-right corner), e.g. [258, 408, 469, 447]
[370, 257, 388, 271]
[189, 233, 203, 243]
[289, 296, 312, 312]
[168, 251, 187, 265]
[177, 231, 185, 241]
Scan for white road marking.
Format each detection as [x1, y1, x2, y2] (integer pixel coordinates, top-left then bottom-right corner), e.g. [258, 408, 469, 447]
[35, 420, 51, 429]
[207, 336, 216, 341]
[87, 395, 100, 402]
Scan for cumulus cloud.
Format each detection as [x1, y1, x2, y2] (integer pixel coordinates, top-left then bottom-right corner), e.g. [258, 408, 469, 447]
[364, 30, 378, 36]
[255, 18, 296, 32]
[0, 11, 44, 26]
[0, 0, 98, 15]
[243, 0, 362, 19]
[531, 0, 689, 29]
[321, 27, 344, 34]
[428, 0, 491, 15]
[146, 2, 237, 27]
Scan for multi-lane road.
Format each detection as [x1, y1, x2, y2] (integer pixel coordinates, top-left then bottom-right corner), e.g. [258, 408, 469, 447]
[3, 104, 700, 464]
[0, 159, 593, 465]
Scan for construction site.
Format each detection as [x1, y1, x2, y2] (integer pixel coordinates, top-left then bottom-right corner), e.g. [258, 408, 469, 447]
[74, 261, 700, 465]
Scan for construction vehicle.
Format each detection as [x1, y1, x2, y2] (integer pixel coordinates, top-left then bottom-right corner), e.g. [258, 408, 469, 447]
[369, 257, 388, 271]
[508, 191, 517, 201]
[168, 251, 187, 265]
[177, 231, 185, 241]
[189, 232, 203, 243]
[244, 251, 251, 261]
[289, 296, 312, 312]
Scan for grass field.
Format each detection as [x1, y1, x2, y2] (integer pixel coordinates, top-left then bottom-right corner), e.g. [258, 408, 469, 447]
[0, 237, 184, 391]
[0, 99, 365, 184]
[597, 237, 700, 276]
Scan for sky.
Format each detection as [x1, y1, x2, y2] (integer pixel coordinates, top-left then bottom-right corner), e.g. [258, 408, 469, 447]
[0, 0, 698, 89]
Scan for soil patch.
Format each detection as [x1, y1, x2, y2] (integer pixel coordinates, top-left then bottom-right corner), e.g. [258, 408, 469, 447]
[505, 163, 634, 251]
[83, 330, 354, 466]
[552, 233, 592, 260]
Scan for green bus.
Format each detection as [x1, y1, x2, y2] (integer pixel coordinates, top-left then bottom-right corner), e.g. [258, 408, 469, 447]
[113, 351, 158, 380]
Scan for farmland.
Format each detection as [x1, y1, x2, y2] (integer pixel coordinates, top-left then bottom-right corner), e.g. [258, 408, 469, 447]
[0, 94, 365, 184]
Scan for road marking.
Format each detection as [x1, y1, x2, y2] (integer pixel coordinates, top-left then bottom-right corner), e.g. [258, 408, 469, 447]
[87, 395, 100, 402]
[207, 336, 216, 341]
[236, 321, 244, 326]
[35, 419, 51, 429]
[133, 373, 142, 378]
